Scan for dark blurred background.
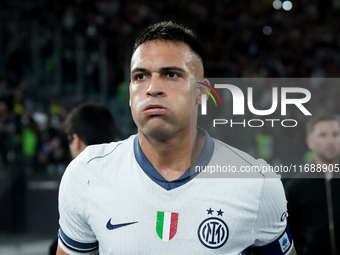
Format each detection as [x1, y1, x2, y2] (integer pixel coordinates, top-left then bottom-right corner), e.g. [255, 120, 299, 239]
[0, 0, 340, 253]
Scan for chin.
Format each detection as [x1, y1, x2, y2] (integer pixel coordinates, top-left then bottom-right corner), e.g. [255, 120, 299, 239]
[146, 129, 172, 141]
[320, 156, 338, 164]
[141, 124, 174, 141]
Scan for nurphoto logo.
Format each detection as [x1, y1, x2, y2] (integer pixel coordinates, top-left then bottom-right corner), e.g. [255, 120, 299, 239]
[197, 79, 312, 128]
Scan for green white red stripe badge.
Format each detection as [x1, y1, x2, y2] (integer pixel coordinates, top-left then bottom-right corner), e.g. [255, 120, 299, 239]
[156, 211, 179, 242]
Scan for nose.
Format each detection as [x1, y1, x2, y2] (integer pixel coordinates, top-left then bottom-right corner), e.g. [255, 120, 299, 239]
[146, 75, 165, 97]
[326, 134, 337, 146]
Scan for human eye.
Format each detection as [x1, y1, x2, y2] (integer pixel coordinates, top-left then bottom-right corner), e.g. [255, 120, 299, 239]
[165, 72, 180, 78]
[319, 132, 326, 137]
[133, 73, 146, 80]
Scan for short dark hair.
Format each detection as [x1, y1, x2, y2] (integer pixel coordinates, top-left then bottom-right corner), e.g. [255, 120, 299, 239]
[64, 103, 116, 145]
[133, 21, 203, 61]
[306, 114, 339, 135]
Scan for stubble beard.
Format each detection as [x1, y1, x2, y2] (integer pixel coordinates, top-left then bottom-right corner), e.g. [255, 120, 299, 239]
[317, 151, 340, 165]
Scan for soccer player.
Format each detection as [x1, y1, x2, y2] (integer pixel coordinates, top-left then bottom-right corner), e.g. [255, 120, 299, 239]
[49, 103, 116, 255]
[57, 22, 296, 254]
[285, 114, 340, 255]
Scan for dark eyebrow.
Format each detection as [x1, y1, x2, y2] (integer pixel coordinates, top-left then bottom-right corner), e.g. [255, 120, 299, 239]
[131, 66, 186, 74]
[160, 66, 185, 73]
[131, 68, 148, 74]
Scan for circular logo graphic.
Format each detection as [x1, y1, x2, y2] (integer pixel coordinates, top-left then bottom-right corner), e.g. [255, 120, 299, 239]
[197, 217, 229, 249]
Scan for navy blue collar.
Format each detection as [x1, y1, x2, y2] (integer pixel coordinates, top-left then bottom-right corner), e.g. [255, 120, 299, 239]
[134, 127, 214, 190]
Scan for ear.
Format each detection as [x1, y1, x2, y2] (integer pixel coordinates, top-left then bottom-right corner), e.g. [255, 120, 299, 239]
[196, 78, 211, 105]
[72, 134, 86, 153]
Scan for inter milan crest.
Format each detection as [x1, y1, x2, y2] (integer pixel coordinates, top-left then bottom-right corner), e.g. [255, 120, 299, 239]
[156, 211, 179, 242]
[197, 208, 229, 249]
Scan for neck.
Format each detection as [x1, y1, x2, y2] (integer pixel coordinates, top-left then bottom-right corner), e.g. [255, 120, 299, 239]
[314, 156, 339, 172]
[138, 128, 204, 181]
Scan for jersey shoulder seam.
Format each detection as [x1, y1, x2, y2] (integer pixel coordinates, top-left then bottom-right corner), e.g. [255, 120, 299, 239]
[214, 139, 265, 177]
[86, 138, 131, 164]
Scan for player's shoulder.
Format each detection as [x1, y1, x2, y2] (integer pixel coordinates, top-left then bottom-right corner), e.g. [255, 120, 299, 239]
[62, 135, 135, 178]
[213, 138, 260, 165]
[212, 137, 277, 178]
[84, 135, 135, 164]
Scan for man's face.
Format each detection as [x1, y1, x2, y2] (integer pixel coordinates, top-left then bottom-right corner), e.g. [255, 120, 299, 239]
[130, 40, 202, 140]
[307, 120, 340, 164]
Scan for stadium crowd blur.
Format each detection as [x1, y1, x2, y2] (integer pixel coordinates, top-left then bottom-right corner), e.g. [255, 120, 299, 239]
[1, 0, 340, 169]
[1, 0, 340, 233]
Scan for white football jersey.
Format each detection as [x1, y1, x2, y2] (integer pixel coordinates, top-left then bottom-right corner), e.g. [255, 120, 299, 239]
[58, 128, 293, 255]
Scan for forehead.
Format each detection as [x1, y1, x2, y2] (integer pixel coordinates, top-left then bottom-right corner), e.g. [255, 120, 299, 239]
[131, 40, 200, 74]
[313, 120, 340, 133]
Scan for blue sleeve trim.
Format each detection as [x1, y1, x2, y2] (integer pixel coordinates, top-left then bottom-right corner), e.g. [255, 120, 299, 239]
[58, 227, 98, 253]
[87, 142, 123, 164]
[251, 224, 293, 255]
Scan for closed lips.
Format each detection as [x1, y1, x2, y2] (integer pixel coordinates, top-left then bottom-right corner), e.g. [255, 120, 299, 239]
[143, 105, 168, 115]
[143, 104, 166, 111]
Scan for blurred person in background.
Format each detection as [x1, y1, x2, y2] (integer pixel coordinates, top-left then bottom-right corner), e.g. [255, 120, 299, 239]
[63, 103, 116, 159]
[285, 114, 340, 255]
[49, 102, 116, 255]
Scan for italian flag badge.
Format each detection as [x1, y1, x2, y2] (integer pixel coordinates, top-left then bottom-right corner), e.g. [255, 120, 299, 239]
[156, 211, 179, 242]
